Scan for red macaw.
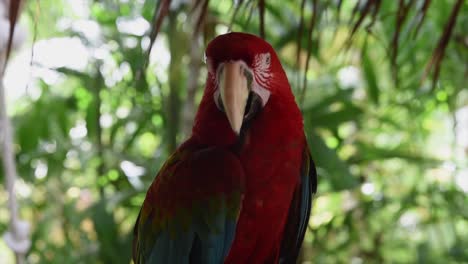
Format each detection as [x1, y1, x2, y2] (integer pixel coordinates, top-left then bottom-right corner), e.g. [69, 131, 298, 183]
[133, 32, 317, 263]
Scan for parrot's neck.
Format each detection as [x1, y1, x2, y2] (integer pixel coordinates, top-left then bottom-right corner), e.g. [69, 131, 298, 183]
[191, 91, 303, 151]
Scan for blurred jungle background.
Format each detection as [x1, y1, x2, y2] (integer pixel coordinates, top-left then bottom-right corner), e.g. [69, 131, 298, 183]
[0, 0, 467, 263]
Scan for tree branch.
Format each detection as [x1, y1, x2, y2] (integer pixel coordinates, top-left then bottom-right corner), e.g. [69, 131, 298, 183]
[1, 52, 29, 264]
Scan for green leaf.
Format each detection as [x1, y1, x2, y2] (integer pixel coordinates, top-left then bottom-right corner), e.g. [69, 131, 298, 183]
[303, 89, 353, 113]
[362, 41, 380, 105]
[54, 67, 91, 83]
[308, 132, 358, 191]
[90, 200, 132, 264]
[350, 141, 441, 164]
[306, 103, 363, 129]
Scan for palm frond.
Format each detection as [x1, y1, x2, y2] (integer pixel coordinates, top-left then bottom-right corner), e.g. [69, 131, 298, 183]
[422, 0, 464, 89]
[413, 0, 431, 39]
[132, 0, 463, 89]
[300, 0, 318, 106]
[391, 0, 414, 83]
[348, 0, 379, 44]
[258, 0, 265, 38]
[144, 0, 171, 69]
[295, 0, 307, 89]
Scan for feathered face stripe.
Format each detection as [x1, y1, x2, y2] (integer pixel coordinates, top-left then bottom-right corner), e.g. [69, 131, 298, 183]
[210, 53, 272, 108]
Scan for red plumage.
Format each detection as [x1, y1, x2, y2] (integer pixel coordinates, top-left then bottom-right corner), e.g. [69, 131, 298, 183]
[195, 33, 306, 262]
[133, 32, 316, 263]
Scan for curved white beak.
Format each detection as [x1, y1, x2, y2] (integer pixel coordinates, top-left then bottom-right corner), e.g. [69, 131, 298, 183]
[219, 61, 249, 134]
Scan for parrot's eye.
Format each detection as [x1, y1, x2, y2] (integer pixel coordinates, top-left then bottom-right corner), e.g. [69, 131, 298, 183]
[264, 53, 271, 66]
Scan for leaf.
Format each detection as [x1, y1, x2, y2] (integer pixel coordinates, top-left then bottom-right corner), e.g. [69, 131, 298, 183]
[412, 0, 432, 38]
[347, 0, 378, 45]
[91, 2, 117, 25]
[305, 103, 363, 129]
[349, 141, 441, 164]
[296, 0, 307, 67]
[299, 0, 319, 106]
[145, 0, 171, 67]
[274, 25, 300, 49]
[303, 89, 354, 114]
[54, 67, 92, 83]
[90, 200, 132, 264]
[417, 242, 430, 264]
[16, 111, 41, 151]
[308, 132, 358, 191]
[362, 41, 380, 104]
[259, 0, 265, 38]
[390, 0, 414, 81]
[422, 0, 464, 88]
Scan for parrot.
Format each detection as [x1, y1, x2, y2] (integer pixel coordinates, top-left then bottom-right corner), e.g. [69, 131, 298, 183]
[133, 32, 317, 264]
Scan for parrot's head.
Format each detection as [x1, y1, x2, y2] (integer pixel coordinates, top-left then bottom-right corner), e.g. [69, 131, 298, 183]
[193, 32, 297, 145]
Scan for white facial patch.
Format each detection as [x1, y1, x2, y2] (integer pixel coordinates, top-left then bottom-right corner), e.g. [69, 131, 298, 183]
[253, 53, 272, 84]
[211, 53, 272, 108]
[251, 52, 272, 107]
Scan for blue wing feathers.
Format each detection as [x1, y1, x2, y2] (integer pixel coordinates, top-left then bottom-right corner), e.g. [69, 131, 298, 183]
[138, 198, 239, 264]
[133, 146, 244, 264]
[223, 218, 237, 257]
[297, 168, 310, 246]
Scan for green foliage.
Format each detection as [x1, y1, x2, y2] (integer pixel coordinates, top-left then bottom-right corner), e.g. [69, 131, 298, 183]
[0, 0, 467, 263]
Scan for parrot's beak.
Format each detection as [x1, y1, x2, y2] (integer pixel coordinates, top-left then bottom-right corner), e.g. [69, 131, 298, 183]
[219, 61, 250, 135]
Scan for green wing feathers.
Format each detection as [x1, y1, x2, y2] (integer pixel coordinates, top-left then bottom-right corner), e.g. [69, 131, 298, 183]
[133, 146, 245, 263]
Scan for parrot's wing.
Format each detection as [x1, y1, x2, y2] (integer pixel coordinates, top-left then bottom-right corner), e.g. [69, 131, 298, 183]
[279, 142, 318, 263]
[133, 146, 245, 264]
